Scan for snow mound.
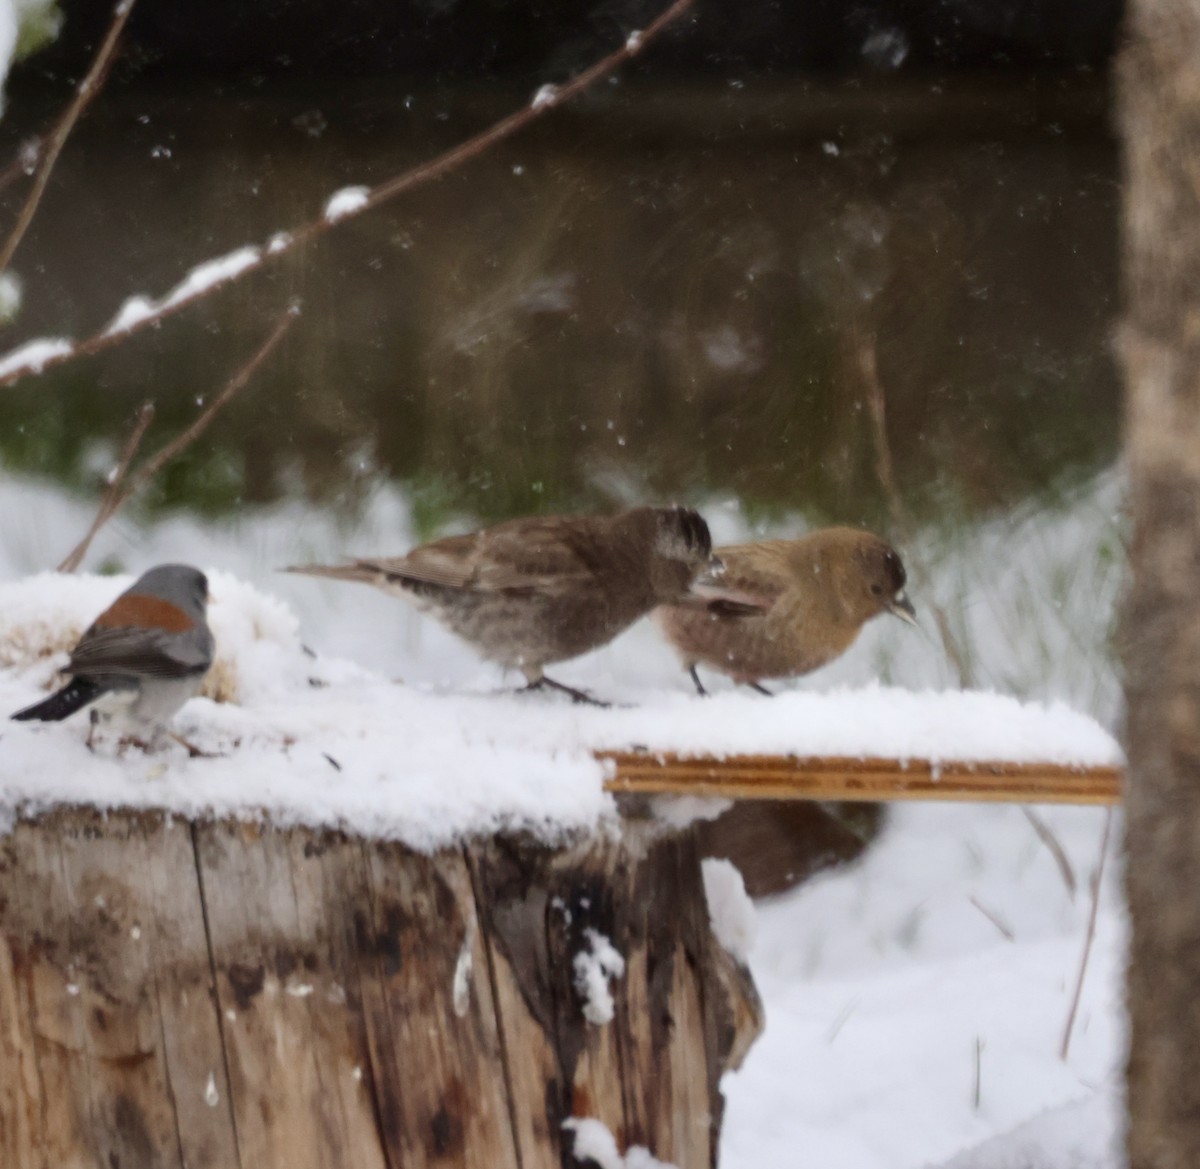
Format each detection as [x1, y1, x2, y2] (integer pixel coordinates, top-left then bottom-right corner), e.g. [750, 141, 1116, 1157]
[0, 572, 1121, 851]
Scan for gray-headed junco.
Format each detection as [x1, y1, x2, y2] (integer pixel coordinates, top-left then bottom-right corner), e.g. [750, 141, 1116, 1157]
[656, 527, 916, 695]
[11, 564, 215, 747]
[287, 505, 728, 703]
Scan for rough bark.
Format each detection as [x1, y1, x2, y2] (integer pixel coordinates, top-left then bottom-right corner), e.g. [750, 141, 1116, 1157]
[0, 807, 761, 1169]
[1120, 3, 1200, 1166]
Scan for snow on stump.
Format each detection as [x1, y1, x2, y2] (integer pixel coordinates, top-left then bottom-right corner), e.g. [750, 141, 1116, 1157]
[0, 806, 761, 1169]
[0, 572, 1124, 1167]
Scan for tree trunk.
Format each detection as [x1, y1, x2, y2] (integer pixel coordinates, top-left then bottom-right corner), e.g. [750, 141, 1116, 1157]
[0, 807, 761, 1169]
[1120, 2, 1200, 1166]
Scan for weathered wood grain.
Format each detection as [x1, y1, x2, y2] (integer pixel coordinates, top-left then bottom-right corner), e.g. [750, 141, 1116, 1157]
[0, 808, 758, 1169]
[600, 751, 1123, 805]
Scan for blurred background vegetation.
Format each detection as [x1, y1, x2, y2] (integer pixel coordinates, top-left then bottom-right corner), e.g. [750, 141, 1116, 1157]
[0, 0, 1121, 537]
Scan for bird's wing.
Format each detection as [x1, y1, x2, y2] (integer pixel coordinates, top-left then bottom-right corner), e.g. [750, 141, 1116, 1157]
[68, 624, 212, 679]
[371, 521, 597, 597]
[705, 542, 792, 612]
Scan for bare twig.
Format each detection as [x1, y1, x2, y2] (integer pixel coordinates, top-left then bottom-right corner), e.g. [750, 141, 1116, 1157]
[857, 327, 975, 687]
[968, 894, 1015, 942]
[973, 1037, 984, 1110]
[0, 0, 139, 274]
[1060, 806, 1114, 1061]
[55, 306, 298, 570]
[0, 0, 694, 391]
[1021, 805, 1078, 899]
[58, 399, 155, 571]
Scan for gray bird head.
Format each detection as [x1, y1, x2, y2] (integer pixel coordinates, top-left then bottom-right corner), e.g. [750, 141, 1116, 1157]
[132, 564, 210, 620]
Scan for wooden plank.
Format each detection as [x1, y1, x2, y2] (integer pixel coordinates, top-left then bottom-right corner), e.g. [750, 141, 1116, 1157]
[0, 808, 243, 1169]
[279, 830, 389, 1169]
[599, 751, 1123, 805]
[358, 841, 519, 1169]
[53, 810, 189, 1169]
[464, 844, 566, 1169]
[139, 816, 242, 1169]
[611, 831, 715, 1167]
[0, 817, 87, 1169]
[194, 820, 349, 1169]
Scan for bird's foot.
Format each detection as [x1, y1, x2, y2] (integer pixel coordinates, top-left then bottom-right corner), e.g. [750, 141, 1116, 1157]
[747, 681, 774, 697]
[688, 665, 710, 697]
[169, 731, 218, 759]
[521, 676, 611, 708]
[116, 734, 154, 755]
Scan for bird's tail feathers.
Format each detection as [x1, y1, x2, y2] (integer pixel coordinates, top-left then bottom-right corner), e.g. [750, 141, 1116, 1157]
[282, 563, 380, 585]
[12, 677, 105, 722]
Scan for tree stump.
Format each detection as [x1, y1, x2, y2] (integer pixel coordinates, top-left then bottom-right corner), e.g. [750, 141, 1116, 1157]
[0, 806, 761, 1169]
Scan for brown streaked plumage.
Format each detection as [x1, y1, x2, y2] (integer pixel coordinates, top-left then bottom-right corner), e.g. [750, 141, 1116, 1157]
[286, 505, 722, 703]
[655, 527, 916, 695]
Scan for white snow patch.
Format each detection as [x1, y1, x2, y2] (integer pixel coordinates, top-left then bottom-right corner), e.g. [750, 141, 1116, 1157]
[0, 336, 72, 379]
[531, 84, 558, 110]
[203, 1072, 219, 1107]
[625, 30, 643, 52]
[452, 919, 475, 1017]
[266, 231, 293, 254]
[103, 295, 157, 336]
[564, 1117, 676, 1169]
[702, 858, 755, 962]
[0, 271, 22, 321]
[933, 1088, 1122, 1168]
[573, 928, 625, 1025]
[161, 246, 261, 309]
[565, 1118, 622, 1169]
[0, 563, 1120, 852]
[323, 186, 370, 223]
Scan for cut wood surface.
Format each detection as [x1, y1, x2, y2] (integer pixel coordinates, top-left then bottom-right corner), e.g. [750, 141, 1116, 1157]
[599, 751, 1123, 806]
[0, 806, 761, 1169]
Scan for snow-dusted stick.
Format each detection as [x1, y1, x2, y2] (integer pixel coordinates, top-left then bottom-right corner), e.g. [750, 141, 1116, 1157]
[857, 326, 975, 688]
[0, 0, 139, 275]
[968, 895, 1014, 942]
[1060, 805, 1113, 1061]
[58, 399, 155, 572]
[600, 752, 1123, 806]
[1020, 805, 1078, 898]
[55, 306, 297, 572]
[0, 0, 694, 391]
[113, 307, 297, 501]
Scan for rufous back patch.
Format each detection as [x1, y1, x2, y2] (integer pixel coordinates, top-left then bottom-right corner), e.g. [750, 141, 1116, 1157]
[95, 593, 194, 634]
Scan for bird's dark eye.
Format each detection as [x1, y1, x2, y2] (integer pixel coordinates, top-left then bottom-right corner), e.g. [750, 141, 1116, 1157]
[870, 583, 884, 596]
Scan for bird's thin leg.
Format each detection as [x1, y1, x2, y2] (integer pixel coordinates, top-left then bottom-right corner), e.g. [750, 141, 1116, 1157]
[169, 731, 216, 759]
[86, 709, 99, 752]
[688, 665, 709, 697]
[522, 675, 610, 708]
[748, 681, 775, 697]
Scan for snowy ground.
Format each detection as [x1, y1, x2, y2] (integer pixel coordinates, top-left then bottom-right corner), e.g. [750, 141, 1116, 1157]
[0, 470, 1126, 1168]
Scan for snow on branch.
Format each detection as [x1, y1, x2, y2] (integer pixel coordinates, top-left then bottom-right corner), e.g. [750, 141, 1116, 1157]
[0, 0, 696, 392]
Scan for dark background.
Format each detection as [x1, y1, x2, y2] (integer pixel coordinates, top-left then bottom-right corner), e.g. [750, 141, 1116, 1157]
[0, 0, 1125, 533]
